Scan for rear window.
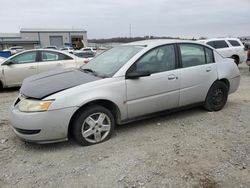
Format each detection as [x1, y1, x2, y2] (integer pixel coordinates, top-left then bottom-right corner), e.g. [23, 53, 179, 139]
[228, 40, 241, 47]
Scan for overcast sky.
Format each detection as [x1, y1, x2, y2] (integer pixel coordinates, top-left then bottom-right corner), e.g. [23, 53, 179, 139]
[0, 0, 249, 39]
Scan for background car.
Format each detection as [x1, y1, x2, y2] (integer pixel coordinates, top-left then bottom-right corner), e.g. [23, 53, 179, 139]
[3, 46, 25, 55]
[0, 49, 85, 89]
[80, 47, 97, 54]
[73, 51, 95, 61]
[60, 47, 74, 54]
[44, 46, 57, 49]
[243, 42, 250, 50]
[199, 38, 246, 65]
[246, 49, 250, 71]
[9, 40, 240, 146]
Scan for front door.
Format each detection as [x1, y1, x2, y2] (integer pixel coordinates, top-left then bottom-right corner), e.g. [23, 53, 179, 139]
[125, 44, 180, 119]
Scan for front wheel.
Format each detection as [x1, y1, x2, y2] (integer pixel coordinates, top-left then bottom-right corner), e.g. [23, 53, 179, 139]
[72, 105, 115, 146]
[204, 81, 228, 111]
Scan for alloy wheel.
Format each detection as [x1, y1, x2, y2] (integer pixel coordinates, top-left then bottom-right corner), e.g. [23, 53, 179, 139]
[81, 112, 111, 143]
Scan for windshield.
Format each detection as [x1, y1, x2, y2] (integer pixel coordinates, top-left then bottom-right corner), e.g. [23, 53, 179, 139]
[80, 45, 143, 77]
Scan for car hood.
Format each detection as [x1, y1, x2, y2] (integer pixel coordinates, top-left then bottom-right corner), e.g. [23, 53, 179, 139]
[20, 68, 101, 99]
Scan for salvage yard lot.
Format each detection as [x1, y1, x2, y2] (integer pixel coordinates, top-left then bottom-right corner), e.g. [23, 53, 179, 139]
[0, 64, 250, 188]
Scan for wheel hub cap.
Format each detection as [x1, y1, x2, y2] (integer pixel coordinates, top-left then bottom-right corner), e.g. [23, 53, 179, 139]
[81, 112, 111, 143]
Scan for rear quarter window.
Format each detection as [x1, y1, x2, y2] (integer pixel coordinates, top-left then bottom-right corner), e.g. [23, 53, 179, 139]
[205, 48, 214, 64]
[228, 40, 241, 47]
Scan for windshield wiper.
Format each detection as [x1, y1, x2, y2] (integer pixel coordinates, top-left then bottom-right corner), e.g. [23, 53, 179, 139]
[80, 68, 101, 77]
[81, 68, 96, 73]
[80, 68, 110, 78]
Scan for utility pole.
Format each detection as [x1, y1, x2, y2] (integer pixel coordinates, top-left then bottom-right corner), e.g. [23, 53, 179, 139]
[129, 24, 131, 38]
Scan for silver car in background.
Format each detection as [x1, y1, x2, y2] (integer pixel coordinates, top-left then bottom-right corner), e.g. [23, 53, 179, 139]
[9, 40, 240, 146]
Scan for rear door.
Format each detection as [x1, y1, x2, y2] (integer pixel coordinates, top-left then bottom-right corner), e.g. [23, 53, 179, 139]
[126, 44, 180, 118]
[37, 51, 76, 73]
[178, 43, 217, 106]
[3, 51, 38, 87]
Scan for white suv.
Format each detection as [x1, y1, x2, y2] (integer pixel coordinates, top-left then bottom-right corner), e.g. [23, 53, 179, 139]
[199, 38, 246, 65]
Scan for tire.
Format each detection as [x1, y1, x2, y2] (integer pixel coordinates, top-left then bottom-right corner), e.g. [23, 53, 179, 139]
[72, 105, 115, 146]
[204, 81, 228, 111]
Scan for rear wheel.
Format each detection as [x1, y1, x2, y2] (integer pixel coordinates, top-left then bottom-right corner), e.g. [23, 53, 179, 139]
[72, 105, 115, 146]
[204, 81, 228, 111]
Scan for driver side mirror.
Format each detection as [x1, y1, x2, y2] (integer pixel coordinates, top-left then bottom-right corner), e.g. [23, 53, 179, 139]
[3, 60, 15, 65]
[126, 70, 151, 79]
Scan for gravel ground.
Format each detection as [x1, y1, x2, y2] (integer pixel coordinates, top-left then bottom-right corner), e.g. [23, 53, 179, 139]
[0, 64, 250, 188]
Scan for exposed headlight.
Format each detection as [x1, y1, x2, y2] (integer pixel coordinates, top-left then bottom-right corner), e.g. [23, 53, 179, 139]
[18, 99, 53, 112]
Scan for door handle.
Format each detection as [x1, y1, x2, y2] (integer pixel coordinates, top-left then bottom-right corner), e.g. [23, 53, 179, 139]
[168, 74, 177, 80]
[206, 67, 212, 72]
[57, 63, 62, 66]
[28, 66, 36, 69]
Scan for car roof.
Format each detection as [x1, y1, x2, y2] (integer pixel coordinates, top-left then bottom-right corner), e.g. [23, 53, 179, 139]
[198, 38, 241, 42]
[9, 49, 76, 58]
[123, 39, 197, 48]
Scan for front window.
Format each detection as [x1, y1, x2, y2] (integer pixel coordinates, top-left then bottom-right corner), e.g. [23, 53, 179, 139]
[11, 52, 36, 64]
[130, 44, 176, 74]
[81, 46, 143, 77]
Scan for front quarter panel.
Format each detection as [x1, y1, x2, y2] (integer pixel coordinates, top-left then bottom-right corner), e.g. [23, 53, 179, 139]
[44, 77, 127, 120]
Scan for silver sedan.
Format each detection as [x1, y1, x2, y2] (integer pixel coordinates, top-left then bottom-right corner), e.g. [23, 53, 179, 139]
[9, 40, 240, 146]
